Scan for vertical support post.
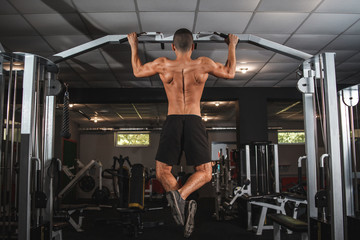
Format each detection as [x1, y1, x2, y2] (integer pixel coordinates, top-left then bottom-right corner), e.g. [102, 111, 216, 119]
[298, 60, 318, 238]
[339, 90, 355, 217]
[0, 55, 4, 204]
[43, 72, 56, 234]
[255, 145, 259, 194]
[19, 54, 36, 240]
[273, 144, 280, 193]
[322, 52, 344, 240]
[245, 145, 252, 231]
[245, 145, 251, 194]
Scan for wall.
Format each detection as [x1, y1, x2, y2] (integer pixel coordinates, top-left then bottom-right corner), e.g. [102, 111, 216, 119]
[77, 130, 237, 198]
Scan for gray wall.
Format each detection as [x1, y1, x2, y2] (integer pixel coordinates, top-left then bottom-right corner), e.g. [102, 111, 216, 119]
[76, 130, 237, 198]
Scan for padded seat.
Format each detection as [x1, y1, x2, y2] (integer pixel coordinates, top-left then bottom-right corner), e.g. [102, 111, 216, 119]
[267, 214, 307, 232]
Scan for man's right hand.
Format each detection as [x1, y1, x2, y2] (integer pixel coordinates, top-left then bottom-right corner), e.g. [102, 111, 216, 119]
[127, 32, 138, 47]
[226, 34, 239, 47]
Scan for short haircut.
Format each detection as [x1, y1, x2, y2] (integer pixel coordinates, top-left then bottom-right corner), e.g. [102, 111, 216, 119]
[173, 28, 193, 53]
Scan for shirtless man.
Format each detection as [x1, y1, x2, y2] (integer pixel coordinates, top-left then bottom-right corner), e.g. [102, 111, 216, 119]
[128, 29, 238, 237]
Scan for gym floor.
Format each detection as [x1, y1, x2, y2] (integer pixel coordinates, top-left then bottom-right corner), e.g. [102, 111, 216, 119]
[63, 198, 300, 240]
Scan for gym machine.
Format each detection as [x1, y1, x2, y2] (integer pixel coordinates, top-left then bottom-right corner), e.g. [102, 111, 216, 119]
[49, 31, 354, 239]
[55, 159, 104, 232]
[98, 156, 164, 237]
[0, 52, 61, 240]
[339, 84, 360, 239]
[297, 53, 345, 240]
[212, 148, 241, 220]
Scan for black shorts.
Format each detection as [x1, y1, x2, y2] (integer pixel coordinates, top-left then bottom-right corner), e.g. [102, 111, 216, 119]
[155, 115, 211, 166]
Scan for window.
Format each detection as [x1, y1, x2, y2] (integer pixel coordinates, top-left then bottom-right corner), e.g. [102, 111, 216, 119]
[115, 132, 150, 147]
[278, 131, 305, 144]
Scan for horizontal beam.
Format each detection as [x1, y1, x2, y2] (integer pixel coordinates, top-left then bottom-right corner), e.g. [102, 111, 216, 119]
[66, 87, 302, 104]
[53, 32, 313, 63]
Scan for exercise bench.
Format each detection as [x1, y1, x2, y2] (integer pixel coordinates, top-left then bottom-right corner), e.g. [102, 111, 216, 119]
[267, 214, 308, 240]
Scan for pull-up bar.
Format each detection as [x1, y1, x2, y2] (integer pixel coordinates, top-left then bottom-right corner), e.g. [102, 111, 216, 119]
[52, 32, 313, 63]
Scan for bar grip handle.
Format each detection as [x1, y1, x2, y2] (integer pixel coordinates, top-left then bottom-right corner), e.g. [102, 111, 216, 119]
[119, 32, 146, 44]
[119, 38, 128, 44]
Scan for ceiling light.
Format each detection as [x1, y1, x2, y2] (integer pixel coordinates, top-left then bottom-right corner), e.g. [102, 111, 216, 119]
[69, 104, 74, 108]
[240, 68, 248, 74]
[94, 119, 98, 123]
[215, 102, 220, 107]
[203, 116, 208, 122]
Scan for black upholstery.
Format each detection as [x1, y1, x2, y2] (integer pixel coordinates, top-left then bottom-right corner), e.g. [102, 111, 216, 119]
[267, 214, 308, 232]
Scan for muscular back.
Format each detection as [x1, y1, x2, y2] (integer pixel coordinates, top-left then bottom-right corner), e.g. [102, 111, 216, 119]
[157, 57, 208, 116]
[127, 32, 238, 115]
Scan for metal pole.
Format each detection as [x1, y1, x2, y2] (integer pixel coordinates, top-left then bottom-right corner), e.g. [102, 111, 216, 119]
[3, 57, 13, 235]
[322, 52, 344, 240]
[273, 144, 280, 193]
[339, 87, 358, 217]
[43, 72, 56, 235]
[265, 145, 270, 194]
[0, 55, 4, 197]
[297, 60, 318, 238]
[245, 145, 252, 231]
[8, 70, 17, 233]
[254, 145, 259, 194]
[19, 54, 36, 240]
[246, 145, 251, 194]
[348, 106, 359, 215]
[0, 55, 4, 235]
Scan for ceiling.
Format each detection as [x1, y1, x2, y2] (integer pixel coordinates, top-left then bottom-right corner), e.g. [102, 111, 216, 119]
[0, 0, 360, 89]
[67, 101, 238, 129]
[65, 100, 305, 129]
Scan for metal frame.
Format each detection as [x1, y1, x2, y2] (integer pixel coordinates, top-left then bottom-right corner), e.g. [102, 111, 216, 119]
[51, 31, 351, 239]
[249, 195, 307, 235]
[43, 71, 57, 232]
[298, 53, 346, 240]
[58, 159, 103, 199]
[297, 59, 319, 239]
[322, 53, 344, 240]
[6, 52, 59, 240]
[0, 55, 4, 203]
[53, 32, 313, 63]
[19, 54, 37, 240]
[339, 85, 359, 218]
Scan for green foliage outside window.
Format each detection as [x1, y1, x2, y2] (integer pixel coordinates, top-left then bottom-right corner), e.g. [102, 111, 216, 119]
[115, 132, 150, 147]
[278, 131, 305, 144]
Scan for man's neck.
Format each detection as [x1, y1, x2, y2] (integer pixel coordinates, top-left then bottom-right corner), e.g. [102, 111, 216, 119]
[175, 51, 192, 61]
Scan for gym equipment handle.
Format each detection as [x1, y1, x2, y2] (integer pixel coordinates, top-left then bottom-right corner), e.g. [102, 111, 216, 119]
[213, 32, 229, 39]
[119, 32, 147, 44]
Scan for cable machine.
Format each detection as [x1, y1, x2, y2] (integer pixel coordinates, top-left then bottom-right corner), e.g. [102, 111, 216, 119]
[0, 52, 61, 240]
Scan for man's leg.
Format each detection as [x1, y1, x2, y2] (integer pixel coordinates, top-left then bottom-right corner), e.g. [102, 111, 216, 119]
[155, 160, 180, 191]
[156, 160, 186, 225]
[178, 162, 212, 200]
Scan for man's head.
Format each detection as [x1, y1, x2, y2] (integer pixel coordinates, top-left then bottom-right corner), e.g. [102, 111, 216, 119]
[172, 28, 194, 53]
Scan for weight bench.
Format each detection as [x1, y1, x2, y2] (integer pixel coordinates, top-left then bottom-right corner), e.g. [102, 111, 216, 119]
[52, 222, 69, 240]
[58, 204, 88, 232]
[267, 214, 308, 240]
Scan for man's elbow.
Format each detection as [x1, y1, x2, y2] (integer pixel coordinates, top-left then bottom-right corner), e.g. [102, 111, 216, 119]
[224, 71, 235, 79]
[133, 69, 141, 78]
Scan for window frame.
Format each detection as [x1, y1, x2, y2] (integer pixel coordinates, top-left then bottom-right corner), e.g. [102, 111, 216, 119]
[277, 130, 305, 145]
[114, 131, 151, 147]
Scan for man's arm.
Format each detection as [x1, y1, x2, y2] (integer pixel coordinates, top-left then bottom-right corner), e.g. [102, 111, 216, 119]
[204, 34, 238, 79]
[127, 32, 164, 78]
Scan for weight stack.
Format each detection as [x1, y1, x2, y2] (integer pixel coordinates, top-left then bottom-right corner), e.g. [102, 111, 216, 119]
[129, 164, 145, 209]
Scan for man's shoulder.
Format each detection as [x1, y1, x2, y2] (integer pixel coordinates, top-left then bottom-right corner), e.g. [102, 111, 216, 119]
[195, 56, 212, 64]
[155, 57, 169, 63]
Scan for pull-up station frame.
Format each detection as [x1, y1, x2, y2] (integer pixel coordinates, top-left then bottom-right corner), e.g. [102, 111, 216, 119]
[52, 32, 347, 240]
[53, 32, 313, 63]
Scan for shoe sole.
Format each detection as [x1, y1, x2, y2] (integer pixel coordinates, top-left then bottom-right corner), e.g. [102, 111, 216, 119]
[166, 191, 184, 225]
[184, 200, 197, 238]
